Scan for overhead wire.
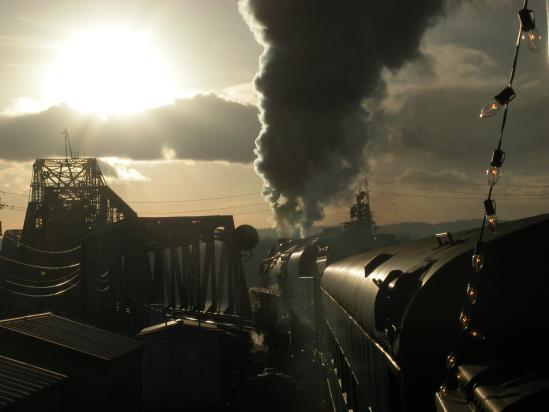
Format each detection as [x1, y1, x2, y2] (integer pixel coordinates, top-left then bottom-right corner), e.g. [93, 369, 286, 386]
[0, 190, 28, 197]
[127, 192, 260, 204]
[368, 178, 549, 198]
[136, 201, 268, 215]
[369, 170, 549, 189]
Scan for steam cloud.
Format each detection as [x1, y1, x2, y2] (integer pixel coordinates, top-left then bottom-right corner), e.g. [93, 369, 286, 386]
[240, 0, 448, 236]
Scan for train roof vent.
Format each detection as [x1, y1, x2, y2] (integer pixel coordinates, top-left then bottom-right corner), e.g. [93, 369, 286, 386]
[364, 253, 394, 278]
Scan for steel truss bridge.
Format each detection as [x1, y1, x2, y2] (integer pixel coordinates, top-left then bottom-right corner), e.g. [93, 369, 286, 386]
[0, 157, 253, 331]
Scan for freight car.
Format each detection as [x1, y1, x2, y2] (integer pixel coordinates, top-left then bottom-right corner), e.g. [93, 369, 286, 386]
[251, 214, 549, 411]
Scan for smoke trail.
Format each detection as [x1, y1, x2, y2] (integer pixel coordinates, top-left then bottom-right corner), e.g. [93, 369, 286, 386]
[240, 0, 448, 237]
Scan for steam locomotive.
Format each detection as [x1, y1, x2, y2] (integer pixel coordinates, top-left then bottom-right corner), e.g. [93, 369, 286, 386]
[250, 214, 549, 411]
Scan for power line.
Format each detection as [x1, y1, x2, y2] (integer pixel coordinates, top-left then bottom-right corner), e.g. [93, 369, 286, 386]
[369, 170, 549, 189]
[127, 192, 260, 204]
[136, 201, 267, 215]
[370, 189, 549, 201]
[234, 208, 272, 216]
[0, 190, 28, 197]
[368, 177, 549, 198]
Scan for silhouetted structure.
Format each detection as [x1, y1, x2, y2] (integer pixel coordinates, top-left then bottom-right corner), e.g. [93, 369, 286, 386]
[0, 312, 143, 411]
[81, 215, 253, 332]
[253, 213, 549, 411]
[0, 157, 254, 332]
[21, 157, 135, 251]
[0, 354, 67, 411]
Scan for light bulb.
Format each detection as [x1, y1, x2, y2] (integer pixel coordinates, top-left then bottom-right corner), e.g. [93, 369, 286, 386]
[469, 329, 485, 340]
[459, 312, 470, 331]
[479, 87, 515, 119]
[439, 385, 448, 398]
[480, 100, 501, 118]
[446, 354, 457, 369]
[467, 285, 478, 304]
[487, 214, 498, 233]
[519, 8, 541, 53]
[486, 166, 501, 186]
[472, 254, 484, 273]
[487, 149, 505, 186]
[522, 29, 542, 53]
[484, 199, 497, 234]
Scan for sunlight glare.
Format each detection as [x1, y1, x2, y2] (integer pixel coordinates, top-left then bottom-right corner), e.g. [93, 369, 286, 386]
[48, 28, 178, 114]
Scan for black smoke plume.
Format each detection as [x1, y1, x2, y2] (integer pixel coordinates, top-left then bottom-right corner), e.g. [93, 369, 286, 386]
[240, 0, 448, 236]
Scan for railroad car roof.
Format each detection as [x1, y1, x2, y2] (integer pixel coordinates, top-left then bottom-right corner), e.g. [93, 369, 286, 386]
[0, 313, 143, 361]
[0, 355, 66, 409]
[321, 213, 549, 359]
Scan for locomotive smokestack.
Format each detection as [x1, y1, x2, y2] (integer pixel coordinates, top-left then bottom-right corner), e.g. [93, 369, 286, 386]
[240, 0, 448, 237]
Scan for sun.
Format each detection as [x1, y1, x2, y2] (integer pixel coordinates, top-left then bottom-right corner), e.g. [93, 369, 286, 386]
[48, 28, 178, 115]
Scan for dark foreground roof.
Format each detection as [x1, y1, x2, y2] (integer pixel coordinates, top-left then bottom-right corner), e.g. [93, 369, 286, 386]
[0, 313, 143, 361]
[0, 355, 66, 409]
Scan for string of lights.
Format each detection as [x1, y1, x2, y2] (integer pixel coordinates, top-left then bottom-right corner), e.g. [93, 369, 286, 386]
[439, 0, 541, 398]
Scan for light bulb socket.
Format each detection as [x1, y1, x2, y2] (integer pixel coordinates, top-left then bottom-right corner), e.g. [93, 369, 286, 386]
[494, 87, 516, 105]
[484, 199, 496, 216]
[519, 8, 536, 32]
[490, 149, 506, 167]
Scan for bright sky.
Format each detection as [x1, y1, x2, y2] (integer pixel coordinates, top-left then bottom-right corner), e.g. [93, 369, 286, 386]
[1, 0, 549, 232]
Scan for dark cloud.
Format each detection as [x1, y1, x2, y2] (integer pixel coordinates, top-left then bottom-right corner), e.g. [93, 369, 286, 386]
[240, 0, 449, 235]
[0, 94, 260, 163]
[368, 79, 549, 177]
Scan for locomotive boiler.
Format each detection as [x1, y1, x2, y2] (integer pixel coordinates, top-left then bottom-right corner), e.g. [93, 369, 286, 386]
[252, 213, 549, 411]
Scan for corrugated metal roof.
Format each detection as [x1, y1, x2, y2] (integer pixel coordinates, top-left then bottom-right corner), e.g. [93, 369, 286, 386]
[0, 313, 143, 361]
[0, 355, 66, 409]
